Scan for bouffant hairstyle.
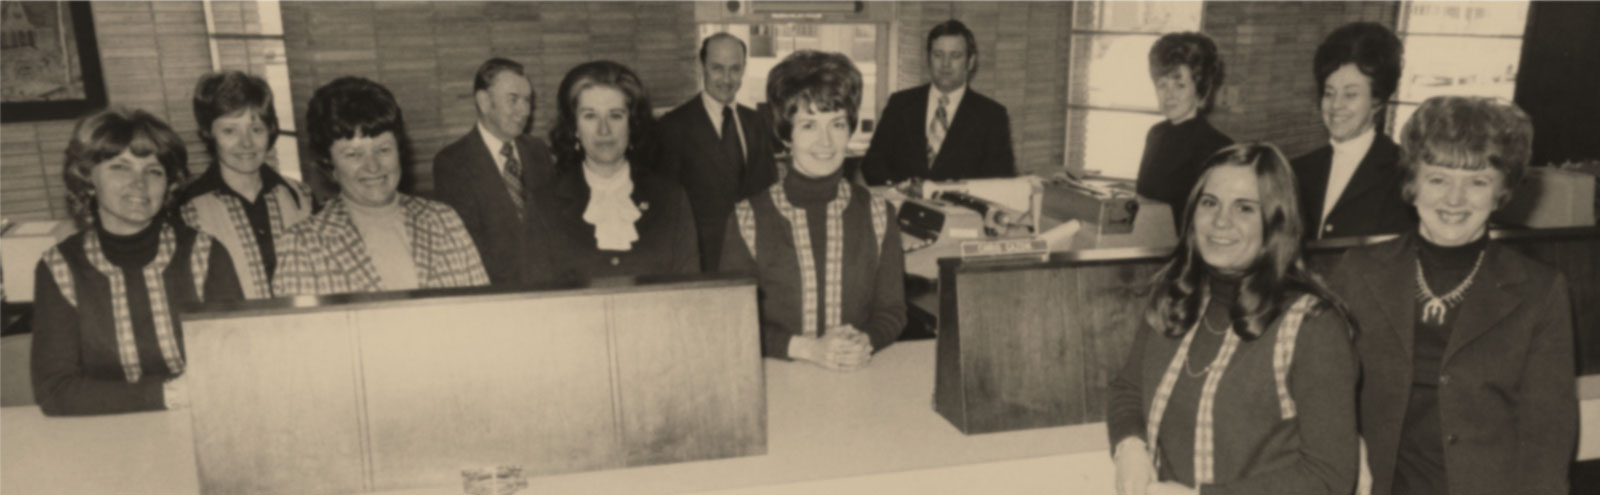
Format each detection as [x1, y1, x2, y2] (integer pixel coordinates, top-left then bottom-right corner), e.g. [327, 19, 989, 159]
[765, 50, 863, 142]
[304, 76, 410, 176]
[1149, 32, 1225, 115]
[548, 60, 656, 171]
[63, 107, 190, 228]
[192, 71, 280, 158]
[1398, 96, 1532, 206]
[1313, 22, 1403, 131]
[1148, 142, 1355, 342]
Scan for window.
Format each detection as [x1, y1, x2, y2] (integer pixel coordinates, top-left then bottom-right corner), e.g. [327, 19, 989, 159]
[1390, 1, 1529, 136]
[202, 0, 300, 182]
[1064, 2, 1203, 180]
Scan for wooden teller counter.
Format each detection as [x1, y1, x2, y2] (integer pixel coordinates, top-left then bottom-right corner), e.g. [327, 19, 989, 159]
[2, 227, 1597, 495]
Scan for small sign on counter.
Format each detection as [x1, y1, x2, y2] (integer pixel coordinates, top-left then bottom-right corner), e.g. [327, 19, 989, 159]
[958, 238, 1049, 263]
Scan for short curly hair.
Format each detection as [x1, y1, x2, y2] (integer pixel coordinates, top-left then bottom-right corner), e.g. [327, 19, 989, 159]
[62, 108, 190, 228]
[1149, 32, 1225, 114]
[1399, 96, 1532, 206]
[765, 50, 863, 143]
[548, 60, 656, 171]
[304, 76, 410, 176]
[192, 71, 279, 159]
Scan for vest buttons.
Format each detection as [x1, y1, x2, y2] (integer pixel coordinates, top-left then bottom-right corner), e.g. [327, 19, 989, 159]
[610, 256, 620, 266]
[1439, 374, 1451, 385]
[1324, 223, 1335, 232]
[1446, 434, 1459, 445]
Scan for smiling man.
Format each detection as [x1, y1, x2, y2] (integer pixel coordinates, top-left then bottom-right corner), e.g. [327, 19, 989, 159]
[433, 58, 554, 285]
[656, 32, 777, 272]
[860, 19, 1014, 185]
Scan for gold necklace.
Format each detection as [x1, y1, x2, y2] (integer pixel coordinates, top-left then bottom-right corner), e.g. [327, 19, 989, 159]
[1414, 250, 1486, 325]
[1183, 317, 1229, 378]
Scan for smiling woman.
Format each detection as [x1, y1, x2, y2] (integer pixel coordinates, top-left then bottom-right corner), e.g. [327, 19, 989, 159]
[717, 50, 905, 372]
[177, 71, 315, 300]
[271, 77, 488, 296]
[31, 108, 244, 416]
[1107, 142, 1360, 495]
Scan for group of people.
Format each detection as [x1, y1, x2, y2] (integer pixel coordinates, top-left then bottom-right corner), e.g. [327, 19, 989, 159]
[27, 17, 1577, 495]
[1112, 22, 1576, 495]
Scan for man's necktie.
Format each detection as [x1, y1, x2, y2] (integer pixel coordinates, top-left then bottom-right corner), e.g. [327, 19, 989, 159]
[500, 142, 525, 217]
[721, 105, 745, 170]
[927, 93, 949, 167]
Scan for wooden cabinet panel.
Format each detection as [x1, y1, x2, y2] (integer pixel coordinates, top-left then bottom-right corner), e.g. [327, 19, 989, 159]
[609, 285, 765, 466]
[356, 296, 619, 489]
[185, 311, 367, 495]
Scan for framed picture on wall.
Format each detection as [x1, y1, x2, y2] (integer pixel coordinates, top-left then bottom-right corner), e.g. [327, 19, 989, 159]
[1, 1, 106, 123]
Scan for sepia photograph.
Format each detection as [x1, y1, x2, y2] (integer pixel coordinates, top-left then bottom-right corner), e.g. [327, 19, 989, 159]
[0, 1, 1595, 494]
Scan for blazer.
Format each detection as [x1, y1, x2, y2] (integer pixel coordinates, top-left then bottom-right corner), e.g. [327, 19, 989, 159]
[1290, 134, 1415, 239]
[860, 84, 1015, 185]
[1328, 233, 1576, 495]
[524, 167, 698, 285]
[272, 195, 490, 296]
[432, 127, 555, 286]
[655, 96, 777, 272]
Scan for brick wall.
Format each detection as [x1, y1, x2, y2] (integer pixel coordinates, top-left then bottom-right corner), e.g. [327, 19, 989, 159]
[279, 1, 699, 196]
[1, 2, 214, 222]
[890, 2, 1072, 178]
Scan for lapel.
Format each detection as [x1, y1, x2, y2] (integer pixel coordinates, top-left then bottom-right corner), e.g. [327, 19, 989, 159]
[1360, 233, 1419, 356]
[737, 104, 775, 196]
[932, 86, 978, 171]
[321, 199, 383, 292]
[908, 85, 932, 169]
[1328, 135, 1399, 219]
[683, 96, 722, 152]
[1441, 242, 1525, 363]
[398, 194, 435, 286]
[1298, 147, 1334, 227]
[466, 128, 523, 207]
[551, 170, 598, 244]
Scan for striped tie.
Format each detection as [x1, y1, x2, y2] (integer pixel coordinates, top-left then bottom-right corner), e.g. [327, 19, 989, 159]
[927, 93, 949, 167]
[500, 142, 525, 217]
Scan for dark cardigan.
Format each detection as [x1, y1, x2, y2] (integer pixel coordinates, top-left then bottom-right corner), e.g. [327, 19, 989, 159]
[31, 219, 243, 416]
[717, 171, 906, 358]
[1106, 287, 1358, 494]
[1134, 117, 1233, 226]
[524, 166, 699, 285]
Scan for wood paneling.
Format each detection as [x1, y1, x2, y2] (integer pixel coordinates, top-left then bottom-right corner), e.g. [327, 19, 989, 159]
[609, 285, 765, 465]
[181, 280, 763, 494]
[356, 296, 618, 488]
[185, 311, 367, 495]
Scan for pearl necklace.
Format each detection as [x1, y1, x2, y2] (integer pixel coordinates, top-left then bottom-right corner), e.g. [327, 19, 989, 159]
[1414, 250, 1486, 325]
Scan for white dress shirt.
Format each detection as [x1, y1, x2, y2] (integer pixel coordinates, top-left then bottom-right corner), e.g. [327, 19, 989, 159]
[1321, 127, 1376, 232]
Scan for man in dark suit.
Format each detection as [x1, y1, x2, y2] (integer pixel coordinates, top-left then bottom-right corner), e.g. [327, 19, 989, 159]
[656, 33, 777, 272]
[860, 20, 1015, 185]
[433, 58, 554, 285]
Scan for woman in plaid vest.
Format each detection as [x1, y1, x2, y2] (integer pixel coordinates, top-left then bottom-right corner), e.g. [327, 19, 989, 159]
[718, 51, 905, 372]
[178, 71, 315, 300]
[32, 108, 244, 416]
[1106, 143, 1359, 495]
[273, 77, 488, 297]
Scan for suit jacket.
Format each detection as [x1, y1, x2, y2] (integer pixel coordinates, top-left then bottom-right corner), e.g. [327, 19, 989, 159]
[1291, 135, 1415, 239]
[1328, 233, 1576, 495]
[656, 97, 777, 272]
[525, 167, 698, 285]
[273, 195, 490, 296]
[432, 127, 554, 286]
[860, 84, 1015, 185]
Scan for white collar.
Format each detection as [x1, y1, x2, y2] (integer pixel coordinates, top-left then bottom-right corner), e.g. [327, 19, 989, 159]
[1329, 126, 1376, 156]
[928, 84, 967, 111]
[701, 92, 739, 122]
[477, 121, 515, 167]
